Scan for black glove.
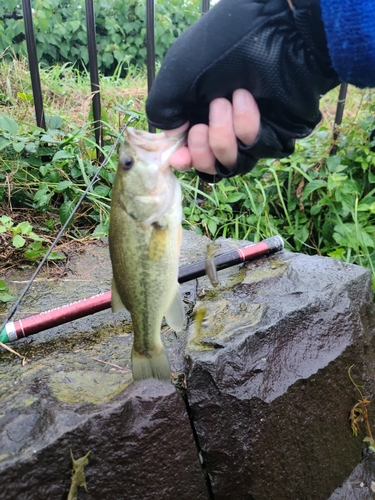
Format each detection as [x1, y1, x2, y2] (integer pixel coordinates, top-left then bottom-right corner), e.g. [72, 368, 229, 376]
[146, 0, 340, 182]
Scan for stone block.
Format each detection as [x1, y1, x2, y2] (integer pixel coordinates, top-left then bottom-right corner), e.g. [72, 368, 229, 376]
[186, 250, 375, 500]
[1, 233, 375, 499]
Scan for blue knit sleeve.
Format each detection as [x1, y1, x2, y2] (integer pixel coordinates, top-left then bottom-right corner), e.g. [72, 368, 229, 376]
[320, 0, 375, 88]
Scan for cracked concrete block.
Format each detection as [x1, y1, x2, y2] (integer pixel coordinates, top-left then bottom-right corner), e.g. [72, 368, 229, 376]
[186, 250, 375, 500]
[0, 378, 209, 500]
[0, 231, 212, 500]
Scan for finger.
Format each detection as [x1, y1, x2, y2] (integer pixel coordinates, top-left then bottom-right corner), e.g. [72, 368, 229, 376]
[208, 98, 237, 169]
[164, 122, 189, 138]
[188, 124, 217, 175]
[163, 122, 191, 170]
[169, 146, 192, 171]
[232, 89, 260, 146]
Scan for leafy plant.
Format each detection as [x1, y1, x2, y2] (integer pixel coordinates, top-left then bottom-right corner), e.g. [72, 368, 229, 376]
[0, 214, 64, 261]
[0, 0, 201, 74]
[348, 365, 375, 451]
[0, 214, 41, 247]
[0, 279, 16, 302]
[0, 111, 118, 236]
[178, 89, 375, 283]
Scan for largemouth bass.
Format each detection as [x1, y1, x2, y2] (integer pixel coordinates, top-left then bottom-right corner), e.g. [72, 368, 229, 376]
[109, 128, 185, 382]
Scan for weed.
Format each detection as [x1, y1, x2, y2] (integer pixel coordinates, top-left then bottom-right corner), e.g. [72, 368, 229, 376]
[348, 365, 375, 452]
[0, 279, 15, 302]
[0, 214, 64, 263]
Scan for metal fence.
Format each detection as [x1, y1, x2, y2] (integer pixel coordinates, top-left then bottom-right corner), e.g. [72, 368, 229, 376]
[6, 0, 347, 155]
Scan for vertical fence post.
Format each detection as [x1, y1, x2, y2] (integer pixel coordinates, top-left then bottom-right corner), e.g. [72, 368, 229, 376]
[146, 0, 156, 133]
[330, 83, 348, 156]
[85, 0, 103, 161]
[201, 0, 210, 14]
[21, 0, 46, 130]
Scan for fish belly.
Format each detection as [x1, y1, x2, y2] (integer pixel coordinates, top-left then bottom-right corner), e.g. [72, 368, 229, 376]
[109, 199, 180, 381]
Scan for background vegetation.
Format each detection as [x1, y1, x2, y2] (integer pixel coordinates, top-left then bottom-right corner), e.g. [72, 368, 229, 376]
[0, 0, 201, 73]
[1, 0, 375, 293]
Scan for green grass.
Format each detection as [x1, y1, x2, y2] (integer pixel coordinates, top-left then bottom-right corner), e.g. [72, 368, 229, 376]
[1, 55, 375, 288]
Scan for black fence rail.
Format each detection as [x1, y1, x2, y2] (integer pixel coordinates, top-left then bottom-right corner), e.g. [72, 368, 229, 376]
[5, 0, 347, 155]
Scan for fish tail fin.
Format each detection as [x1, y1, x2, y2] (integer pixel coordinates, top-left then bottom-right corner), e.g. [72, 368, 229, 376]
[131, 345, 171, 382]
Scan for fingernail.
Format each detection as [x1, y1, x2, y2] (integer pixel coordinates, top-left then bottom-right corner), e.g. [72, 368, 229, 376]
[189, 128, 208, 151]
[209, 98, 230, 125]
[234, 89, 251, 112]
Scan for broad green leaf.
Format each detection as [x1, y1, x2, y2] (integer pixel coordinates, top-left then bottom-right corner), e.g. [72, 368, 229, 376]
[302, 180, 328, 200]
[59, 200, 75, 226]
[0, 114, 18, 135]
[0, 216, 12, 227]
[293, 224, 309, 250]
[226, 193, 244, 203]
[368, 171, 375, 184]
[328, 248, 346, 259]
[29, 231, 43, 241]
[48, 116, 63, 129]
[54, 180, 73, 193]
[16, 221, 33, 235]
[12, 141, 24, 153]
[207, 219, 217, 236]
[47, 251, 66, 261]
[310, 204, 321, 216]
[357, 204, 371, 212]
[327, 173, 348, 191]
[0, 280, 9, 292]
[326, 156, 341, 172]
[0, 293, 16, 303]
[17, 92, 33, 103]
[52, 150, 74, 162]
[34, 192, 53, 207]
[40, 134, 57, 143]
[92, 223, 109, 237]
[93, 185, 110, 198]
[40, 164, 52, 176]
[12, 234, 26, 248]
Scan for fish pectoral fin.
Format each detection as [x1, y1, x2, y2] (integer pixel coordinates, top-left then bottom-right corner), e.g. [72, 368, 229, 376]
[111, 278, 127, 312]
[148, 223, 168, 261]
[165, 287, 185, 332]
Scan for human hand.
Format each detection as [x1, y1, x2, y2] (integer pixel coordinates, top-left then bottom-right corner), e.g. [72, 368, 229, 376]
[146, 0, 340, 181]
[165, 89, 260, 176]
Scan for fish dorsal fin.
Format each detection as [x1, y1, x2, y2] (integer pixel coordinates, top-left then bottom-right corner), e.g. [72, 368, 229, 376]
[111, 278, 128, 312]
[148, 223, 168, 261]
[165, 287, 185, 332]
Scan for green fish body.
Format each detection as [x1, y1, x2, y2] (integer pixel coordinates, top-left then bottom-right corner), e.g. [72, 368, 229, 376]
[109, 128, 185, 382]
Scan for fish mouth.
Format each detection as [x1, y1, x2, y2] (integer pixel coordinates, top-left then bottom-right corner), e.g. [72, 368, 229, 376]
[126, 127, 186, 164]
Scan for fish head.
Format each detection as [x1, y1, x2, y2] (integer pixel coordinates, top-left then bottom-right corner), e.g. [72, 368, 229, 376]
[113, 128, 185, 223]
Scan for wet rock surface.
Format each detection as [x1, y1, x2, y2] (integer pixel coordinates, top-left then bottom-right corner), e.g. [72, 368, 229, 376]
[1, 230, 375, 499]
[328, 451, 375, 500]
[187, 250, 375, 500]
[1, 380, 209, 499]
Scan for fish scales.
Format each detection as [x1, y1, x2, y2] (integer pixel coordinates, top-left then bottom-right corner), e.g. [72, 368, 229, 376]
[109, 128, 185, 382]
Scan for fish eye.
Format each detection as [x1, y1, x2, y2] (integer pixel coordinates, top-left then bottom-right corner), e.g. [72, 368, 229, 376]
[120, 156, 134, 171]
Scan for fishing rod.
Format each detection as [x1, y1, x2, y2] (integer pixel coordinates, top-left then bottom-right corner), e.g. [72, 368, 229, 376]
[0, 235, 284, 344]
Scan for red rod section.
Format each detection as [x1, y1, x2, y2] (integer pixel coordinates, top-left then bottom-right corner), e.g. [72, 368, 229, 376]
[3, 236, 283, 342]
